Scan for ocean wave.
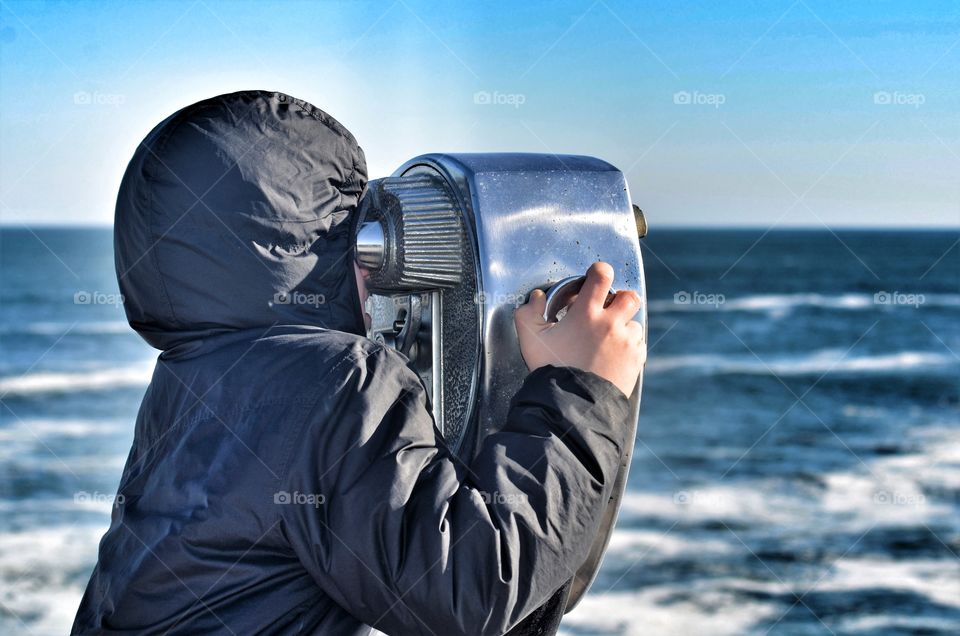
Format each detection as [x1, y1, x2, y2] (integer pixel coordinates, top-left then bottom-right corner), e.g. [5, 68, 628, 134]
[605, 529, 733, 560]
[618, 484, 810, 527]
[562, 586, 780, 636]
[840, 404, 889, 419]
[709, 568, 958, 612]
[0, 321, 132, 336]
[0, 418, 126, 441]
[0, 497, 121, 515]
[0, 525, 104, 634]
[621, 427, 959, 530]
[648, 292, 960, 315]
[0, 362, 154, 396]
[564, 563, 960, 636]
[820, 558, 960, 609]
[0, 453, 129, 476]
[646, 349, 954, 376]
[839, 615, 960, 634]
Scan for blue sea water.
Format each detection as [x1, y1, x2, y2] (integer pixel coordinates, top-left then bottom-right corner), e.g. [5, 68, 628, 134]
[0, 227, 957, 635]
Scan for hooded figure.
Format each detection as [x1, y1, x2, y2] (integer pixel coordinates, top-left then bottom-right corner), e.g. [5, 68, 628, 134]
[73, 90, 630, 635]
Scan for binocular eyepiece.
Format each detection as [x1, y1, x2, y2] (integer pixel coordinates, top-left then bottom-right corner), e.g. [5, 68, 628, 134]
[355, 174, 465, 293]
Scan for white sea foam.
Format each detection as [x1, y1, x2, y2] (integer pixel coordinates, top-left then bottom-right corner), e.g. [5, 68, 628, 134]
[561, 585, 781, 636]
[0, 525, 104, 635]
[819, 558, 960, 609]
[618, 484, 811, 527]
[839, 614, 960, 633]
[621, 424, 959, 531]
[604, 528, 733, 561]
[3, 321, 133, 336]
[0, 496, 120, 516]
[44, 454, 129, 475]
[0, 418, 129, 466]
[0, 418, 125, 441]
[0, 362, 154, 396]
[563, 557, 960, 636]
[648, 292, 960, 315]
[576, 460, 960, 635]
[875, 431, 960, 493]
[819, 426, 960, 525]
[646, 349, 954, 376]
[820, 470, 937, 525]
[561, 557, 960, 636]
[0, 450, 128, 478]
[840, 404, 889, 419]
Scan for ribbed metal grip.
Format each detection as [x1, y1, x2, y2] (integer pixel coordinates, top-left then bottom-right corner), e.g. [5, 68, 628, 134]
[361, 174, 464, 292]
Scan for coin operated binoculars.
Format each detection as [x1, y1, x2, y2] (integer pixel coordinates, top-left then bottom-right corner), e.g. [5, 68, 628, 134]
[354, 153, 647, 635]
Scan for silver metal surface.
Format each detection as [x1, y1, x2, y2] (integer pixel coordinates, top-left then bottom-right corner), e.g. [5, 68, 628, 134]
[391, 153, 647, 611]
[363, 153, 646, 620]
[355, 221, 385, 270]
[430, 290, 443, 434]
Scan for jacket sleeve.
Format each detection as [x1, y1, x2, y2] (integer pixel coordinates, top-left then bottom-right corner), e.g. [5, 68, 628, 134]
[281, 345, 631, 636]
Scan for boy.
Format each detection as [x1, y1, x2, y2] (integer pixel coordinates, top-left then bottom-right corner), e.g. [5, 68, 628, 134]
[73, 90, 644, 635]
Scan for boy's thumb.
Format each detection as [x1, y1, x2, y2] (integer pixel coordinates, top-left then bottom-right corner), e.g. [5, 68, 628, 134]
[515, 289, 548, 330]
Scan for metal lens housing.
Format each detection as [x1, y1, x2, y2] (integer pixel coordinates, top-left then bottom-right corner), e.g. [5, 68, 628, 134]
[356, 175, 464, 293]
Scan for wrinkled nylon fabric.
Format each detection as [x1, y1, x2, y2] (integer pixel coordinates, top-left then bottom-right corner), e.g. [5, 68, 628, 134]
[73, 90, 630, 636]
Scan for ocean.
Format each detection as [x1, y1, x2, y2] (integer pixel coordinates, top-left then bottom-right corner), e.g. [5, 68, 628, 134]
[0, 228, 957, 635]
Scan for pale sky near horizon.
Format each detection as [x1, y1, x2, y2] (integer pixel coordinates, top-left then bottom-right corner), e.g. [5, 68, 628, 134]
[0, 0, 957, 227]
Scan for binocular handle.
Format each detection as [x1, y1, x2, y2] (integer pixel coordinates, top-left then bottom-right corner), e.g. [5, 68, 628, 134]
[542, 275, 617, 323]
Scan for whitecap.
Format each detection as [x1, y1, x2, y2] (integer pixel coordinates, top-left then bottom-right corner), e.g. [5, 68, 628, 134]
[646, 349, 954, 376]
[648, 292, 960, 315]
[3, 321, 133, 336]
[604, 528, 734, 561]
[0, 525, 104, 634]
[620, 426, 959, 530]
[561, 585, 781, 636]
[0, 419, 126, 441]
[819, 558, 960, 609]
[0, 362, 154, 396]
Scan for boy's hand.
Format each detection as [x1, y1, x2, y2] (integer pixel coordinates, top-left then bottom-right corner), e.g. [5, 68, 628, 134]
[514, 262, 645, 397]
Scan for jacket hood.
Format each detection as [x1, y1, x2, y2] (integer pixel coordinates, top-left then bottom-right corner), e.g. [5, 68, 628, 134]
[115, 90, 368, 351]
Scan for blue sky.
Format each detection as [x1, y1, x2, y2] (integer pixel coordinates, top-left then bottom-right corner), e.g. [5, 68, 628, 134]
[0, 0, 957, 227]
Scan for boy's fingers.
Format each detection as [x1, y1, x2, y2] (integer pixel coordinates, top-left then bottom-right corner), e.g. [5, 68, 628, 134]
[607, 290, 641, 320]
[572, 262, 615, 314]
